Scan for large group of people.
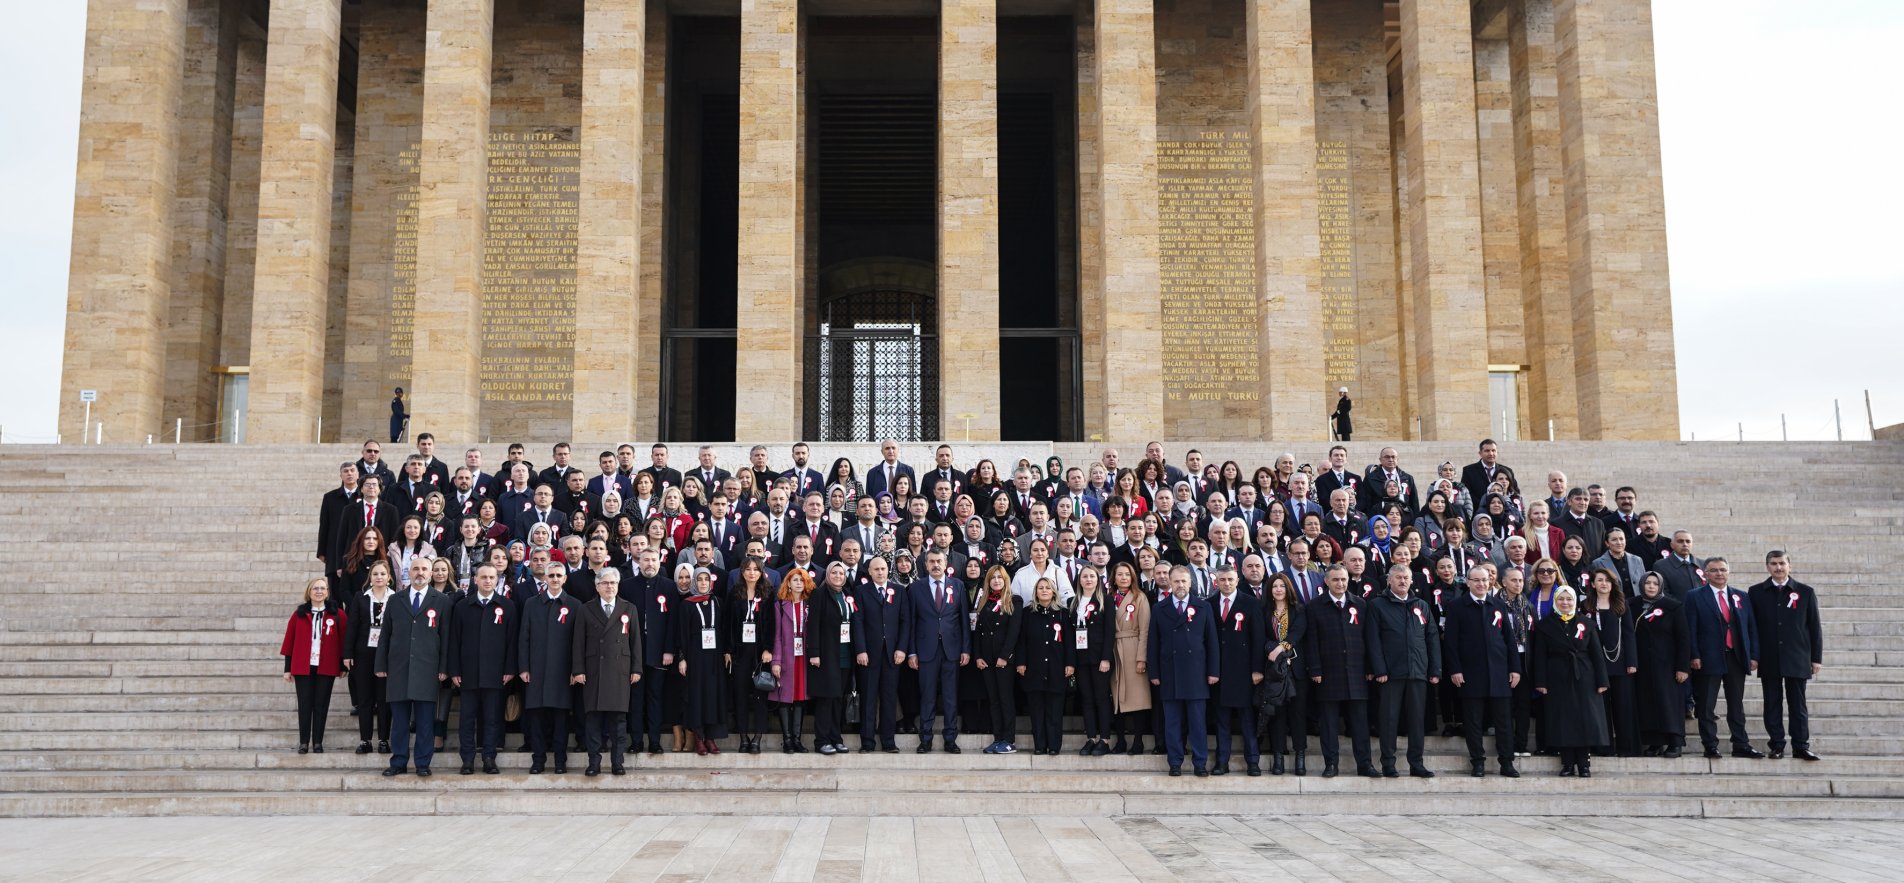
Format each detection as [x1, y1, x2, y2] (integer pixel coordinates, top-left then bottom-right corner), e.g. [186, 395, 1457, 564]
[289, 437, 1826, 779]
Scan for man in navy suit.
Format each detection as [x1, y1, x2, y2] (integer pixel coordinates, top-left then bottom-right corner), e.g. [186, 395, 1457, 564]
[588, 450, 633, 501]
[919, 445, 967, 502]
[901, 549, 970, 752]
[510, 485, 565, 544]
[1148, 565, 1220, 776]
[463, 448, 499, 500]
[782, 442, 826, 499]
[853, 556, 908, 753]
[705, 496, 744, 560]
[1687, 557, 1763, 759]
[864, 439, 916, 500]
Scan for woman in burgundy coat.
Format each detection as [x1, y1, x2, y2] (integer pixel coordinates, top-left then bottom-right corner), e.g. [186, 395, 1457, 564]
[280, 576, 349, 754]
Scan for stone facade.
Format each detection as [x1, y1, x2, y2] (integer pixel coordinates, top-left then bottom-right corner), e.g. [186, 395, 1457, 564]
[62, 0, 1681, 445]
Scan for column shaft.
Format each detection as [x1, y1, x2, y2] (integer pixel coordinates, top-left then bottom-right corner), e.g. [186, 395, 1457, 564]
[734, 0, 804, 440]
[1092, 0, 1163, 441]
[60, 0, 190, 441]
[410, 0, 495, 441]
[165, 0, 240, 441]
[939, 0, 1002, 440]
[572, 0, 648, 441]
[246, 0, 343, 443]
[1509, 0, 1578, 438]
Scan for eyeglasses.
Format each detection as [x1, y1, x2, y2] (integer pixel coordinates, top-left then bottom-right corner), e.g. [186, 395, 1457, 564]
[1536, 568, 1557, 575]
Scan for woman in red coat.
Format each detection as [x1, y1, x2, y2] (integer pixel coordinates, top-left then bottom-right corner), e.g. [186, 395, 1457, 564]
[280, 576, 349, 754]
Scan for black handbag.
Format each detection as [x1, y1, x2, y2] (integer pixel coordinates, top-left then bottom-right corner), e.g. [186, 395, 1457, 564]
[1253, 655, 1294, 715]
[845, 688, 861, 724]
[752, 669, 778, 692]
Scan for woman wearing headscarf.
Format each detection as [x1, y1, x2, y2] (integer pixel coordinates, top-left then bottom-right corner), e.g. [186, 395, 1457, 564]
[1499, 568, 1539, 757]
[1358, 516, 1396, 574]
[1466, 513, 1504, 567]
[806, 561, 858, 755]
[1531, 586, 1610, 776]
[674, 566, 729, 755]
[1632, 572, 1691, 757]
[769, 568, 814, 752]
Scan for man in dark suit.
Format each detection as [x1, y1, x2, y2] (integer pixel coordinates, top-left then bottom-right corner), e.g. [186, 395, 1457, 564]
[1748, 550, 1824, 760]
[1459, 439, 1514, 505]
[853, 555, 908, 753]
[588, 451, 633, 501]
[1360, 447, 1419, 518]
[705, 496, 744, 560]
[1313, 445, 1361, 513]
[374, 573, 454, 776]
[490, 443, 534, 491]
[1283, 473, 1319, 528]
[517, 562, 578, 774]
[782, 442, 825, 499]
[1368, 565, 1442, 778]
[1441, 565, 1521, 777]
[1208, 568, 1264, 776]
[1320, 489, 1366, 549]
[689, 445, 732, 495]
[788, 492, 840, 566]
[413, 433, 452, 489]
[462, 448, 499, 500]
[536, 443, 582, 490]
[336, 476, 401, 574]
[511, 485, 566, 544]
[1304, 565, 1379, 777]
[642, 442, 683, 493]
[1554, 488, 1608, 560]
[1651, 531, 1705, 601]
[496, 463, 535, 518]
[628, 549, 673, 753]
[918, 445, 966, 503]
[444, 468, 483, 522]
[901, 549, 970, 753]
[1148, 565, 1220, 776]
[388, 455, 434, 516]
[864, 439, 916, 500]
[448, 566, 517, 775]
[1685, 557, 1762, 759]
[573, 567, 641, 776]
[553, 470, 603, 522]
[354, 439, 397, 492]
[317, 461, 362, 579]
[925, 481, 958, 525]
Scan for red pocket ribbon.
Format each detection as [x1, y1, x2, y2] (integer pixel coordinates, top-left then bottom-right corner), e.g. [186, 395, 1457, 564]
[1052, 622, 1063, 641]
[657, 595, 667, 614]
[620, 613, 630, 635]
[1491, 610, 1503, 628]
[1788, 592, 1799, 609]
[1347, 607, 1359, 626]
[558, 607, 569, 624]
[1414, 607, 1427, 625]
[1187, 606, 1197, 622]
[494, 606, 505, 625]
[1234, 612, 1244, 631]
[426, 609, 438, 629]
[1575, 622, 1586, 641]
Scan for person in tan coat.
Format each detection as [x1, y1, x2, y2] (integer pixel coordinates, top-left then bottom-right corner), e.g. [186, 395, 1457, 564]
[1108, 561, 1152, 754]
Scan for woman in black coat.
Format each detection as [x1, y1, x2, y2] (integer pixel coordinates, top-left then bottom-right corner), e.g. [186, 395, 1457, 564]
[1585, 569, 1638, 757]
[1632, 572, 1691, 757]
[1070, 568, 1117, 757]
[972, 565, 1021, 754]
[342, 560, 395, 754]
[726, 559, 778, 754]
[1531, 587, 1609, 776]
[805, 562, 858, 755]
[1263, 573, 1309, 775]
[674, 568, 730, 755]
[1016, 578, 1075, 756]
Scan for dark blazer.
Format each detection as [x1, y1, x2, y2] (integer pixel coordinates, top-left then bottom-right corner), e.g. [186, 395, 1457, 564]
[706, 515, 746, 559]
[1209, 591, 1265, 708]
[373, 587, 454, 703]
[448, 593, 519, 689]
[1586, 606, 1636, 679]
[535, 464, 582, 490]
[510, 507, 566, 544]
[919, 467, 968, 504]
[1359, 467, 1419, 517]
[806, 588, 856, 698]
[571, 597, 640, 713]
[1313, 470, 1362, 512]
[1367, 590, 1442, 682]
[517, 591, 579, 709]
[690, 467, 732, 494]
[1070, 592, 1118, 671]
[1319, 510, 1366, 549]
[1302, 593, 1378, 701]
[1554, 510, 1608, 561]
[336, 498, 401, 570]
[726, 591, 777, 667]
[355, 458, 397, 492]
[901, 575, 971, 663]
[631, 575, 675, 668]
[344, 590, 394, 667]
[317, 484, 361, 566]
[786, 518, 842, 565]
[1651, 555, 1705, 602]
[1146, 595, 1219, 702]
[642, 466, 684, 493]
[972, 594, 1021, 664]
[588, 472, 634, 501]
[852, 580, 907, 659]
[1747, 579, 1823, 679]
[864, 461, 917, 500]
[1015, 604, 1075, 692]
[1441, 591, 1520, 698]
[1685, 585, 1759, 676]
[1459, 461, 1515, 504]
[1530, 612, 1610, 747]
[782, 466, 826, 499]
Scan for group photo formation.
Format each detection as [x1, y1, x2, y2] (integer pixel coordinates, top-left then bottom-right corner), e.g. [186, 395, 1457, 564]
[301, 437, 1826, 781]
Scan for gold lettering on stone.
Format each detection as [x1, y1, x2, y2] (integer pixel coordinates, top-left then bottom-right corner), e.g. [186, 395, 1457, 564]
[390, 147, 419, 386]
[1317, 139, 1357, 388]
[482, 128, 579, 432]
[1159, 128, 1260, 433]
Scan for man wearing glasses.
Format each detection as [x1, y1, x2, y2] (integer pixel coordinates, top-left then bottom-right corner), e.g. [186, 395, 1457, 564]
[355, 440, 395, 491]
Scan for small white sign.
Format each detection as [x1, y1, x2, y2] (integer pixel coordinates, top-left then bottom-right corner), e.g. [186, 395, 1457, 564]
[79, 390, 97, 403]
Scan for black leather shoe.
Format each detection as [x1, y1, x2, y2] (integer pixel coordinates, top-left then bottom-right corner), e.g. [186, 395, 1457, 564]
[1559, 765, 1576, 777]
[1662, 747, 1682, 758]
[883, 745, 900, 754]
[378, 740, 390, 754]
[945, 743, 962, 754]
[1768, 749, 1785, 759]
[483, 760, 499, 774]
[1246, 764, 1261, 777]
[1470, 764, 1485, 778]
[1641, 745, 1661, 757]
[585, 765, 600, 777]
[1703, 748, 1723, 759]
[611, 766, 626, 775]
[1381, 768, 1400, 778]
[1293, 754, 1307, 776]
[1270, 755, 1285, 775]
[553, 765, 567, 774]
[1733, 746, 1766, 759]
[1410, 768, 1435, 779]
[1578, 767, 1592, 778]
[382, 767, 406, 777]
[312, 745, 324, 754]
[460, 763, 475, 775]
[356, 742, 372, 755]
[529, 763, 545, 774]
[1168, 766, 1182, 777]
[297, 745, 308, 755]
[416, 767, 432, 777]
[1359, 767, 1382, 778]
[1194, 767, 1209, 777]
[1322, 764, 1339, 778]
[1211, 763, 1228, 776]
[917, 743, 933, 754]
[1796, 748, 1821, 761]
[1499, 763, 1519, 778]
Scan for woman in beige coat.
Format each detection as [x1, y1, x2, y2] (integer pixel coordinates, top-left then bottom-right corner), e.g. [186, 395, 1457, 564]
[1107, 561, 1152, 754]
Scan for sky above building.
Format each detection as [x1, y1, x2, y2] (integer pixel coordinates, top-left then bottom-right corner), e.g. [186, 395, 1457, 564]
[1, 0, 1897, 443]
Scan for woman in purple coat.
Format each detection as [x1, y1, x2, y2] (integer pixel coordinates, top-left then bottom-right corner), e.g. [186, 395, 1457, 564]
[769, 567, 816, 752]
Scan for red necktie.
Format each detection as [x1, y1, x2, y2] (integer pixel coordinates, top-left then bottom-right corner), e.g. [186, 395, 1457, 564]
[364, 503, 373, 525]
[1221, 597, 1230, 621]
[1718, 590, 1733, 648]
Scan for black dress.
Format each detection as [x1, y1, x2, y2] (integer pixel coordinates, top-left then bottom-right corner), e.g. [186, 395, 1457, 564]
[674, 593, 730, 738]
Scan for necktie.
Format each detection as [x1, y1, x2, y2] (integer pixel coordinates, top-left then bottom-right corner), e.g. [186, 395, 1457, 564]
[410, 591, 421, 615]
[1718, 590, 1733, 649]
[603, 602, 612, 616]
[1221, 596, 1230, 621]
[887, 465, 895, 488]
[364, 503, 373, 525]
[1177, 599, 1185, 616]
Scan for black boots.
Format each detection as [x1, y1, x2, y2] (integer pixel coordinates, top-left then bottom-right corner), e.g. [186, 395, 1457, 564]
[790, 706, 808, 753]
[1271, 754, 1285, 775]
[1293, 751, 1307, 776]
[779, 708, 796, 753]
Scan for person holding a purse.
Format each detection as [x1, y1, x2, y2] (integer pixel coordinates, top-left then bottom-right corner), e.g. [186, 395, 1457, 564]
[1262, 572, 1307, 775]
[727, 558, 777, 754]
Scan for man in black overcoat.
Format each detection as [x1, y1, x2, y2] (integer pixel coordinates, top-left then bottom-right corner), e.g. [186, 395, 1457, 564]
[1748, 551, 1824, 760]
[1302, 565, 1380, 778]
[572, 567, 642, 776]
[1368, 565, 1442, 778]
[1441, 566, 1521, 777]
[448, 565, 518, 774]
[1208, 568, 1265, 776]
[518, 563, 579, 773]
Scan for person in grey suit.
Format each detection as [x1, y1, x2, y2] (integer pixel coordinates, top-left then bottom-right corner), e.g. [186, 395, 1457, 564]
[375, 575, 454, 776]
[1650, 531, 1705, 601]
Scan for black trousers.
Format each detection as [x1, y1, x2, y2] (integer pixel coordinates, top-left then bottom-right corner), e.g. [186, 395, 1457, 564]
[1694, 667, 1750, 751]
[1027, 690, 1064, 751]
[734, 672, 771, 741]
[814, 697, 845, 746]
[1461, 696, 1514, 766]
[1213, 704, 1259, 765]
[1267, 677, 1309, 755]
[1601, 673, 1638, 755]
[1317, 697, 1371, 769]
[524, 705, 571, 765]
[1511, 675, 1538, 753]
[898, 664, 920, 731]
[292, 674, 336, 745]
[1761, 676, 1811, 751]
[584, 710, 626, 768]
[1375, 679, 1427, 771]
[981, 664, 1016, 743]
[457, 687, 504, 762]
[1076, 665, 1113, 739]
[858, 662, 901, 748]
[1560, 746, 1591, 768]
[632, 664, 668, 746]
[350, 665, 390, 742]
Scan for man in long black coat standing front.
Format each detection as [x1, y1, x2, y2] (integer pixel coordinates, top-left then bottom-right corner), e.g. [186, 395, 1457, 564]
[1207, 567, 1264, 776]
[1749, 550, 1824, 760]
[1148, 566, 1220, 777]
[375, 573, 453, 776]
[518, 563, 579, 774]
[448, 565, 517, 775]
[1441, 566, 1520, 778]
[573, 568, 642, 776]
[1303, 565, 1379, 778]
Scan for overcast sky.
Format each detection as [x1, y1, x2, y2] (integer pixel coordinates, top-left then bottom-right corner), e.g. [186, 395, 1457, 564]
[1, 0, 1898, 443]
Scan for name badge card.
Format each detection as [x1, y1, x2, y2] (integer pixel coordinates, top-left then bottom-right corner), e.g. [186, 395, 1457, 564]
[702, 628, 717, 650]
[741, 623, 757, 644]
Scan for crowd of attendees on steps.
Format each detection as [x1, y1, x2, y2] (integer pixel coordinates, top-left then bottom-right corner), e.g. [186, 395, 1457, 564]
[291, 437, 1824, 779]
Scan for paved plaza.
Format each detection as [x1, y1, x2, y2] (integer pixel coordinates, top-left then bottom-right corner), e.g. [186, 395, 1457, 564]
[4, 814, 1899, 882]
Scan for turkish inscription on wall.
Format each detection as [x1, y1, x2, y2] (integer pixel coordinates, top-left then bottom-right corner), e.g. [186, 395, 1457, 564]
[1159, 128, 1259, 434]
[1317, 140, 1358, 388]
[383, 130, 578, 438]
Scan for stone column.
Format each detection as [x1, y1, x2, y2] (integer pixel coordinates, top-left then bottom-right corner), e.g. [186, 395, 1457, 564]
[1398, 0, 1491, 440]
[572, 0, 647, 441]
[1074, 13, 1104, 438]
[939, 0, 1002, 440]
[734, 0, 804, 440]
[245, 0, 343, 443]
[1246, 0, 1324, 440]
[165, 0, 240, 441]
[636, 4, 669, 438]
[1509, 0, 1577, 439]
[59, 0, 189, 442]
[1091, 0, 1164, 441]
[410, 0, 495, 442]
[1555, 0, 1678, 440]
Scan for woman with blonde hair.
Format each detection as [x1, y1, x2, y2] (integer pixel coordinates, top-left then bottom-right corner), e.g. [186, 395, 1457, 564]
[280, 576, 347, 754]
[973, 565, 1021, 754]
